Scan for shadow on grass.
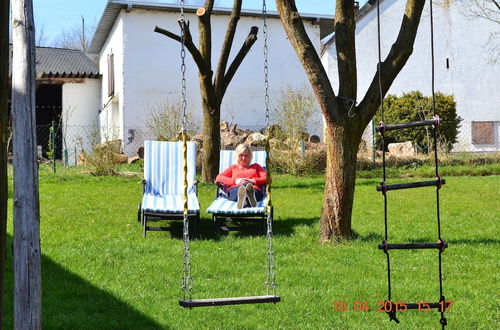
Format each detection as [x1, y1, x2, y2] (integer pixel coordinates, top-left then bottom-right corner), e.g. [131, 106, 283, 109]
[154, 215, 319, 240]
[3, 236, 162, 329]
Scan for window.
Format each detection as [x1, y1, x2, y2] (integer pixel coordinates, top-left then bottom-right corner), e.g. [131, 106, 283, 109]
[107, 53, 115, 97]
[471, 121, 494, 145]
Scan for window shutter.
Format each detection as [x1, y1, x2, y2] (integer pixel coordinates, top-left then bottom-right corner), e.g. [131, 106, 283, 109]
[471, 121, 494, 145]
[107, 53, 115, 97]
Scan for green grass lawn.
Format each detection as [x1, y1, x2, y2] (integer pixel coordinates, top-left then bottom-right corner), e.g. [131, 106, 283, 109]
[3, 165, 499, 328]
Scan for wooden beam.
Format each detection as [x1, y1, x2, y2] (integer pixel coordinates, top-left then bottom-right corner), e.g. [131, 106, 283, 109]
[11, 0, 42, 327]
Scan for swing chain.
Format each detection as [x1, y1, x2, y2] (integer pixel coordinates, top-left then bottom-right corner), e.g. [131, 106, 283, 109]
[263, 0, 270, 128]
[180, 0, 187, 131]
[263, 0, 277, 296]
[179, 0, 193, 301]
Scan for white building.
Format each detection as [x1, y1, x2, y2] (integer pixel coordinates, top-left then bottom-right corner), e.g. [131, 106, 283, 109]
[322, 0, 500, 152]
[9, 45, 100, 164]
[89, 0, 333, 155]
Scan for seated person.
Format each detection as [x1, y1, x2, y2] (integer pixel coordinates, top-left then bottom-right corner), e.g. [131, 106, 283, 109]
[215, 144, 269, 208]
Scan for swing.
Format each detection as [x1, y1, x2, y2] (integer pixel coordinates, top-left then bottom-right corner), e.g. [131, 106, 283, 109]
[177, 0, 280, 308]
[374, 1, 450, 327]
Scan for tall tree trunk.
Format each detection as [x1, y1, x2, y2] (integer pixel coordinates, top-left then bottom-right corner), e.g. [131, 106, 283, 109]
[11, 0, 42, 327]
[0, 0, 10, 323]
[320, 120, 361, 241]
[201, 100, 220, 182]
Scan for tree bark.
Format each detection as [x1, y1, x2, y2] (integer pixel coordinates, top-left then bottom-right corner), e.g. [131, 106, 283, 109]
[276, 0, 426, 241]
[11, 0, 42, 327]
[0, 0, 10, 324]
[320, 120, 361, 241]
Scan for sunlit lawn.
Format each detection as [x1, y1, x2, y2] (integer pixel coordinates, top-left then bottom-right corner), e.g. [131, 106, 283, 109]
[2, 165, 499, 328]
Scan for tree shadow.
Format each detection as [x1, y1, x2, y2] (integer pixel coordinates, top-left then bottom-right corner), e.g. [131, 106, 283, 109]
[3, 236, 162, 329]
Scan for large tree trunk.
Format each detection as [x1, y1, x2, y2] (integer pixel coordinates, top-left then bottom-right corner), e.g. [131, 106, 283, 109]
[320, 120, 361, 241]
[11, 0, 42, 327]
[0, 0, 10, 323]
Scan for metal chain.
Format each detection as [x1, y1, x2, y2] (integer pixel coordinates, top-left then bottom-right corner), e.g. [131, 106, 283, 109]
[262, 0, 276, 297]
[180, 1, 187, 131]
[179, 0, 192, 301]
[263, 0, 270, 128]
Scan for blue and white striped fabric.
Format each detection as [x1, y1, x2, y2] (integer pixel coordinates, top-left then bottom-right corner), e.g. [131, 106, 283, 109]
[207, 149, 268, 214]
[142, 141, 200, 214]
[206, 196, 268, 214]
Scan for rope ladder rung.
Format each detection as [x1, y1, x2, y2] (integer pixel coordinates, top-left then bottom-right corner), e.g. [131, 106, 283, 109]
[378, 240, 448, 251]
[377, 116, 441, 135]
[377, 178, 445, 193]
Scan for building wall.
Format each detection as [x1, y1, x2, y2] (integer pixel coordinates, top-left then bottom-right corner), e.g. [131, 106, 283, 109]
[102, 8, 322, 155]
[322, 0, 500, 152]
[62, 78, 101, 164]
[98, 16, 125, 144]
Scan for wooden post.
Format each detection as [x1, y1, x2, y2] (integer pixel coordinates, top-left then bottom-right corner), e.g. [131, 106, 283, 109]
[0, 0, 11, 324]
[11, 0, 42, 328]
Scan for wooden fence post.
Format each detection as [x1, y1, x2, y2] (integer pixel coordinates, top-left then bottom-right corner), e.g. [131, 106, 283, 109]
[11, 0, 42, 328]
[0, 0, 11, 324]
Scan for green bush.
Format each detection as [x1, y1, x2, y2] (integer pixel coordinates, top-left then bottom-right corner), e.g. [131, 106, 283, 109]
[374, 91, 462, 152]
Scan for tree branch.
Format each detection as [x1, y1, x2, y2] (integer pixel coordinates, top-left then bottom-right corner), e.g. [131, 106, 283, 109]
[358, 0, 426, 125]
[198, 0, 215, 74]
[276, 0, 339, 123]
[214, 0, 242, 97]
[220, 26, 258, 97]
[154, 22, 209, 75]
[335, 0, 357, 100]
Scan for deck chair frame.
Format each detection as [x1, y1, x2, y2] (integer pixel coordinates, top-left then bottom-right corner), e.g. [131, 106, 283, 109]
[138, 141, 200, 237]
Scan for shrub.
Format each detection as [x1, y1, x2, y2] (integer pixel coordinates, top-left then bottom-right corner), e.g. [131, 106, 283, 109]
[374, 91, 462, 152]
[270, 85, 321, 175]
[145, 100, 199, 141]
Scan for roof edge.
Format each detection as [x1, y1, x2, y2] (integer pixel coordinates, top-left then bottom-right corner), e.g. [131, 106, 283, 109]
[89, 0, 333, 54]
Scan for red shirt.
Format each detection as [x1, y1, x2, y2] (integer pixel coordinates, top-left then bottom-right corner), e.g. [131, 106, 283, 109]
[216, 163, 269, 192]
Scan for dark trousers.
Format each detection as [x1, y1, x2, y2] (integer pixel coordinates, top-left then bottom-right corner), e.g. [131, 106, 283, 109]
[227, 185, 264, 202]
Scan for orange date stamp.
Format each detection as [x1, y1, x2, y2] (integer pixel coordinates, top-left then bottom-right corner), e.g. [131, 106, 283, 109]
[332, 300, 453, 313]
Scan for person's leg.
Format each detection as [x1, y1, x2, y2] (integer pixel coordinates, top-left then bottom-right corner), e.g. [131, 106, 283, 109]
[254, 189, 263, 202]
[246, 184, 262, 207]
[227, 186, 240, 201]
[237, 185, 247, 208]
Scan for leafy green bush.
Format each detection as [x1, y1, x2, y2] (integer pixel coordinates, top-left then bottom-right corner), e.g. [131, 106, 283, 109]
[374, 91, 462, 152]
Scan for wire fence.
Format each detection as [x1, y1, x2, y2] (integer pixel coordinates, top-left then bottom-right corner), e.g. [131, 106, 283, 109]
[33, 124, 151, 166]
[7, 120, 499, 172]
[361, 119, 500, 157]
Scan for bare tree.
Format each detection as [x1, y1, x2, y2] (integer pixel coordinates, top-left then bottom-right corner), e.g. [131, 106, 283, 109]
[155, 0, 258, 182]
[36, 23, 48, 46]
[0, 0, 10, 323]
[276, 0, 427, 241]
[460, 0, 500, 63]
[11, 0, 42, 326]
[55, 16, 95, 53]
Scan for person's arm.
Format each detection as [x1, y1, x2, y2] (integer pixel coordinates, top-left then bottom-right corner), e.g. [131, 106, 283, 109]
[215, 165, 236, 186]
[252, 164, 269, 186]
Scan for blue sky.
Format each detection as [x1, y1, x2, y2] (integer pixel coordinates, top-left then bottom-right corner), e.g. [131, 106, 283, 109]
[33, 0, 368, 45]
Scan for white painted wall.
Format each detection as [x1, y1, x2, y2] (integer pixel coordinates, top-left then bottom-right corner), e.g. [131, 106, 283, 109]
[98, 16, 125, 144]
[322, 0, 500, 152]
[62, 78, 101, 165]
[100, 8, 323, 155]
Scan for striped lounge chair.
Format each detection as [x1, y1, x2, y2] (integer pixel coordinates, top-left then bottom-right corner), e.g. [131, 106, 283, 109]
[138, 141, 200, 237]
[206, 148, 273, 234]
